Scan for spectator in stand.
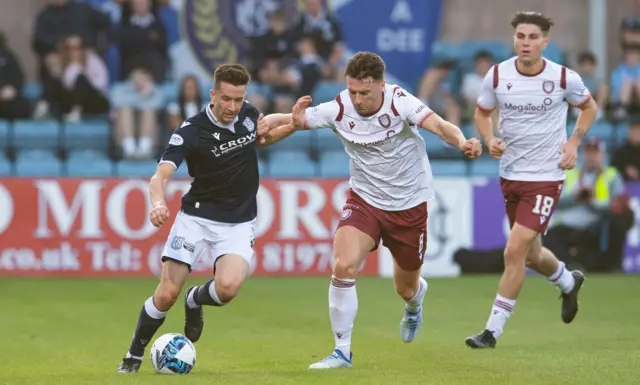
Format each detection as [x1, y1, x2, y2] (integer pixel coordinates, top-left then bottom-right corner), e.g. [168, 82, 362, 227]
[612, 113, 640, 182]
[461, 51, 493, 119]
[417, 59, 461, 128]
[32, 0, 110, 118]
[111, 61, 164, 159]
[545, 139, 633, 272]
[118, 0, 168, 83]
[0, 31, 30, 120]
[167, 75, 204, 130]
[247, 9, 297, 113]
[293, 0, 345, 81]
[610, 48, 640, 121]
[620, 16, 640, 50]
[573, 51, 608, 121]
[58, 35, 110, 121]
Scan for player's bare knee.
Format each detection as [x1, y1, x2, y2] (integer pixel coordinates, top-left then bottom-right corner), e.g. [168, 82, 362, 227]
[215, 276, 243, 303]
[154, 285, 181, 310]
[503, 241, 527, 268]
[332, 255, 359, 279]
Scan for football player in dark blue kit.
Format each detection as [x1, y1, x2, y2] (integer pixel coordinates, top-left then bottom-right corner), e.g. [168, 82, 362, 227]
[117, 64, 301, 373]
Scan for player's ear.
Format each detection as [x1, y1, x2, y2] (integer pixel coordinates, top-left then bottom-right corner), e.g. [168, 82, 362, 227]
[542, 36, 549, 49]
[209, 89, 215, 101]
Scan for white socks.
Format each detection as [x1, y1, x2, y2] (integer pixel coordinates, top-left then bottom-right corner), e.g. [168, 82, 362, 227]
[547, 262, 575, 293]
[486, 294, 516, 339]
[406, 277, 428, 312]
[329, 276, 357, 357]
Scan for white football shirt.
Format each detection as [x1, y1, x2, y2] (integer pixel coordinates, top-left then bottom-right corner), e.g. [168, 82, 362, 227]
[305, 83, 435, 211]
[477, 57, 591, 181]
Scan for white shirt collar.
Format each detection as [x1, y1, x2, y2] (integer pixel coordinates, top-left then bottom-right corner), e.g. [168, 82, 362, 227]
[206, 104, 237, 132]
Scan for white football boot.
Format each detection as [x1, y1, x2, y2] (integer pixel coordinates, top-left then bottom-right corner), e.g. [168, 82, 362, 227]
[308, 349, 353, 369]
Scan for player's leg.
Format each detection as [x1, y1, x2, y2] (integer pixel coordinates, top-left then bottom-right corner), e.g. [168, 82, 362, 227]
[117, 260, 190, 373]
[526, 236, 584, 323]
[466, 223, 538, 349]
[309, 191, 381, 369]
[393, 260, 427, 343]
[184, 219, 255, 342]
[466, 179, 533, 348]
[381, 202, 428, 343]
[117, 212, 205, 373]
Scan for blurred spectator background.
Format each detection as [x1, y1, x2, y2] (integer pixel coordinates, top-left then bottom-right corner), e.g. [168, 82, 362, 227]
[0, 0, 638, 273]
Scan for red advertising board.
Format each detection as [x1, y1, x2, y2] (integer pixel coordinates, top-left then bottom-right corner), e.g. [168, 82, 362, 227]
[0, 178, 379, 277]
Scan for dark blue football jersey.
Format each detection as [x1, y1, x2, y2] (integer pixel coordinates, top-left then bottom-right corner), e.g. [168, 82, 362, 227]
[159, 102, 260, 223]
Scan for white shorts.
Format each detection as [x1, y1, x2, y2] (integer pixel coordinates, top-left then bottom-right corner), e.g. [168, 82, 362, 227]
[162, 211, 256, 269]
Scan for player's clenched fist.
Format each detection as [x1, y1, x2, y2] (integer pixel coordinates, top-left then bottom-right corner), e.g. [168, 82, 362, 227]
[488, 138, 507, 159]
[461, 138, 482, 159]
[558, 141, 578, 170]
[291, 96, 312, 130]
[150, 201, 170, 227]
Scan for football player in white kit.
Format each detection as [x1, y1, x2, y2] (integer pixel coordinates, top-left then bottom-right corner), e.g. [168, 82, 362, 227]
[465, 12, 599, 349]
[279, 51, 483, 369]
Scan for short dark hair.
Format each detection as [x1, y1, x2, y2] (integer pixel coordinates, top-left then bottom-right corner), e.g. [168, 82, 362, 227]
[474, 50, 493, 61]
[577, 51, 597, 65]
[345, 52, 386, 81]
[214, 64, 250, 89]
[511, 12, 554, 34]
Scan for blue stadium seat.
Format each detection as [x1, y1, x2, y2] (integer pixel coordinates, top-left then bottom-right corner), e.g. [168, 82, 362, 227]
[613, 122, 629, 146]
[268, 151, 316, 177]
[419, 130, 449, 155]
[318, 151, 350, 178]
[161, 82, 180, 104]
[15, 150, 63, 177]
[469, 157, 499, 177]
[543, 41, 566, 64]
[431, 160, 468, 177]
[315, 129, 343, 152]
[586, 121, 613, 143]
[458, 40, 513, 63]
[0, 120, 9, 151]
[266, 130, 312, 152]
[22, 82, 42, 101]
[0, 154, 12, 176]
[431, 40, 461, 62]
[12, 120, 61, 151]
[66, 151, 113, 177]
[63, 120, 112, 151]
[312, 81, 343, 103]
[258, 158, 268, 177]
[115, 160, 159, 177]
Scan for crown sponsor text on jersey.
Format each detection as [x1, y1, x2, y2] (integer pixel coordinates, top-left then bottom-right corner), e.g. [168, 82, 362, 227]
[210, 131, 256, 157]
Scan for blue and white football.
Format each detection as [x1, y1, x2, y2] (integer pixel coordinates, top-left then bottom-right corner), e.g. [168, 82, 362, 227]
[150, 333, 196, 374]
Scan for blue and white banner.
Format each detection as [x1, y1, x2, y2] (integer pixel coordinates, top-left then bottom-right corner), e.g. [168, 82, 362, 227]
[168, 0, 442, 89]
[334, 0, 442, 88]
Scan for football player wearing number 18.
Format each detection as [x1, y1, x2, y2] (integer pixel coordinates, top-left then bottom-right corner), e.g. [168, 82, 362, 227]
[284, 51, 483, 369]
[465, 12, 599, 349]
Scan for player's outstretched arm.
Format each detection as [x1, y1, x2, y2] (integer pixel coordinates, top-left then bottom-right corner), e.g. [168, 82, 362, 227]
[421, 113, 482, 158]
[149, 163, 175, 227]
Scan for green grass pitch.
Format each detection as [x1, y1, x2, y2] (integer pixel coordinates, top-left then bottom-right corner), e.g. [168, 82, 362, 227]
[1, 275, 639, 384]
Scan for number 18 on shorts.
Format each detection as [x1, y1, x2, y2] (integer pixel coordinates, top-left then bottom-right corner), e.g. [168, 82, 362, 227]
[500, 178, 564, 234]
